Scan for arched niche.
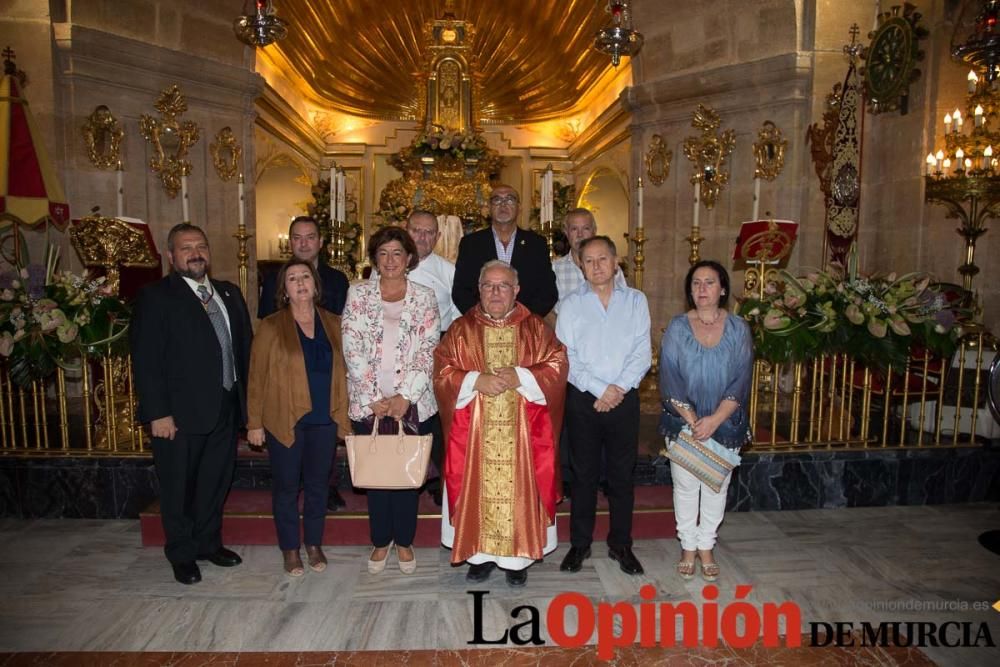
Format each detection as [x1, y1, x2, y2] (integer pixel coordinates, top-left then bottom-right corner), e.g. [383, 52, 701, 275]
[254, 152, 313, 261]
[577, 166, 630, 269]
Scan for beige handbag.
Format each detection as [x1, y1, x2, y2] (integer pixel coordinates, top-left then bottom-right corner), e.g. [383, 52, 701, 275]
[345, 417, 432, 489]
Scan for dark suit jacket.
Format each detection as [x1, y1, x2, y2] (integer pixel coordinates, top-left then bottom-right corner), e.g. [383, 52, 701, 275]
[131, 272, 253, 434]
[258, 262, 349, 318]
[452, 226, 558, 317]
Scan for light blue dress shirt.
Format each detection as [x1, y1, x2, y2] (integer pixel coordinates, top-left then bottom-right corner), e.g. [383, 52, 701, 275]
[555, 281, 652, 398]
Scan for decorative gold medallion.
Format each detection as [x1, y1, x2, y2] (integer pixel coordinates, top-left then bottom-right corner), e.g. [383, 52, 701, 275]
[644, 134, 672, 186]
[752, 121, 787, 182]
[209, 126, 241, 182]
[682, 105, 736, 209]
[81, 105, 124, 170]
[138, 85, 201, 198]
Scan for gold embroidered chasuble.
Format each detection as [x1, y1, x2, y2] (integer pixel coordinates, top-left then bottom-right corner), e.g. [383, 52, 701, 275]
[434, 303, 568, 564]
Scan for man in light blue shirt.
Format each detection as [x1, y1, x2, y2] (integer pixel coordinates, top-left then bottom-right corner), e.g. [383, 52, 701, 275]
[554, 235, 651, 576]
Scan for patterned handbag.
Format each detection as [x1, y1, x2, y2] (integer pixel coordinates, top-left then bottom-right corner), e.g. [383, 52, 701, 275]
[665, 427, 742, 493]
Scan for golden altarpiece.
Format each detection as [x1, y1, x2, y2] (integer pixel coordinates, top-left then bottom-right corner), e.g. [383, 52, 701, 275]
[378, 9, 503, 226]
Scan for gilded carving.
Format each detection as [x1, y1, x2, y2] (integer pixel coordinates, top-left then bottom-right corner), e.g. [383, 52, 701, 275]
[138, 86, 201, 198]
[682, 105, 735, 209]
[753, 121, 787, 182]
[644, 134, 672, 186]
[81, 105, 124, 170]
[69, 214, 160, 296]
[209, 126, 241, 182]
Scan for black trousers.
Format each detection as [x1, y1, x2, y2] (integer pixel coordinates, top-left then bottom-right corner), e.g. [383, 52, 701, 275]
[566, 385, 639, 549]
[267, 422, 336, 550]
[351, 417, 434, 548]
[151, 389, 238, 564]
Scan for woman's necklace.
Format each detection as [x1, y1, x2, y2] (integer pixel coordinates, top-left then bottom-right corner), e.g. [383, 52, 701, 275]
[696, 309, 722, 326]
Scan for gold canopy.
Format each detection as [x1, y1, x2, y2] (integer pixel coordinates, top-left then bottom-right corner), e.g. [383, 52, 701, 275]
[267, 0, 617, 122]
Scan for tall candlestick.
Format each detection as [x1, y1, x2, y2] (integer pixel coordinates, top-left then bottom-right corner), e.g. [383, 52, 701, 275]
[116, 160, 124, 218]
[752, 176, 761, 221]
[238, 173, 245, 229]
[181, 175, 189, 222]
[636, 176, 643, 230]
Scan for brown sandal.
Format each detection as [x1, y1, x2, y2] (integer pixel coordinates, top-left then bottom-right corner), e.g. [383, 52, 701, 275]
[283, 549, 304, 577]
[305, 545, 327, 573]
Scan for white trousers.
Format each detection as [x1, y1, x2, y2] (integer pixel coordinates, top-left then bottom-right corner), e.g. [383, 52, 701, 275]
[670, 460, 732, 551]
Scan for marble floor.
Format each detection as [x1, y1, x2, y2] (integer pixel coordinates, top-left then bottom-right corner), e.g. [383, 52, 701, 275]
[0, 504, 997, 666]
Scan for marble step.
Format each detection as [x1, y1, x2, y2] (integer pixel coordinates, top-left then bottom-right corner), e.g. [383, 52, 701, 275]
[140, 485, 676, 547]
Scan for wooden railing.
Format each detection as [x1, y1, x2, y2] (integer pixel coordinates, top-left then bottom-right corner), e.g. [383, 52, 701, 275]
[0, 333, 996, 457]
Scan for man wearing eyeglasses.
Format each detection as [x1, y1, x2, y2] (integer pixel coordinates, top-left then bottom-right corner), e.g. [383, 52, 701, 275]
[435, 260, 568, 587]
[452, 184, 558, 317]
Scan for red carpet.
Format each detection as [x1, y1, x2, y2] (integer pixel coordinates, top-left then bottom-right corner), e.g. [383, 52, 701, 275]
[140, 485, 676, 547]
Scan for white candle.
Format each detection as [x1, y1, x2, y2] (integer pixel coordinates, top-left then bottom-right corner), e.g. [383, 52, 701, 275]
[181, 175, 189, 222]
[116, 161, 124, 218]
[693, 181, 701, 231]
[330, 165, 337, 223]
[944, 113, 953, 134]
[873, 0, 880, 31]
[925, 153, 936, 176]
[935, 150, 944, 171]
[969, 70, 978, 94]
[636, 177, 643, 230]
[975, 104, 984, 128]
[238, 173, 245, 228]
[752, 176, 761, 221]
[336, 171, 346, 223]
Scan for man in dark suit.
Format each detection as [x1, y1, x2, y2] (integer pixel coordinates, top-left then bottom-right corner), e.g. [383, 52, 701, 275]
[452, 184, 558, 317]
[258, 215, 349, 318]
[258, 215, 350, 511]
[131, 223, 253, 585]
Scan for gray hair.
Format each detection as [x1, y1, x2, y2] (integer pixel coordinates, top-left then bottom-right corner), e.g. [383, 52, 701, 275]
[406, 209, 438, 229]
[563, 207, 596, 230]
[479, 260, 519, 285]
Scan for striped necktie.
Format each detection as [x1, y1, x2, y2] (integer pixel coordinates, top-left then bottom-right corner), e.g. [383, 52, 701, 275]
[197, 284, 235, 391]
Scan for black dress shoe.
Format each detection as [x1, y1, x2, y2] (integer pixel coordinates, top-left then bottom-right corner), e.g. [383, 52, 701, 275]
[327, 488, 347, 511]
[608, 545, 644, 575]
[197, 547, 242, 567]
[172, 561, 202, 585]
[466, 561, 496, 583]
[505, 568, 527, 586]
[432, 488, 442, 507]
[559, 546, 591, 573]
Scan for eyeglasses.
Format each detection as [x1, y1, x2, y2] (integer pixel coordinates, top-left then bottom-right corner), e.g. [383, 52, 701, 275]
[489, 195, 518, 206]
[479, 281, 515, 293]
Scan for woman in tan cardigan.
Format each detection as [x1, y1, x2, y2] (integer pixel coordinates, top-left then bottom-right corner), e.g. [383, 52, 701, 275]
[247, 259, 348, 576]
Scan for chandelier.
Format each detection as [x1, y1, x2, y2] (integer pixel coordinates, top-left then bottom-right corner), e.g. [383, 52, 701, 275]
[924, 0, 1000, 294]
[953, 0, 1000, 82]
[593, 1, 643, 67]
[233, 0, 288, 48]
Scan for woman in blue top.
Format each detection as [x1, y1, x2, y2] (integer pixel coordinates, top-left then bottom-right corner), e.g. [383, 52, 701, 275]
[659, 260, 752, 582]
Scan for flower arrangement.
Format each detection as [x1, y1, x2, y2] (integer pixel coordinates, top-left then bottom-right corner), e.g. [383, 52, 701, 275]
[412, 125, 488, 161]
[0, 254, 130, 386]
[738, 257, 965, 369]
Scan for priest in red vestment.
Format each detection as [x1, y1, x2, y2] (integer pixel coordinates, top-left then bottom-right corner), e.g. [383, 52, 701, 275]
[434, 260, 568, 587]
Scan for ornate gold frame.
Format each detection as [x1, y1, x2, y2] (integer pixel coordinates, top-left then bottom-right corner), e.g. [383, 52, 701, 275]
[138, 86, 201, 198]
[644, 134, 672, 186]
[682, 105, 735, 209]
[68, 214, 160, 296]
[209, 126, 241, 182]
[81, 105, 124, 170]
[752, 121, 787, 182]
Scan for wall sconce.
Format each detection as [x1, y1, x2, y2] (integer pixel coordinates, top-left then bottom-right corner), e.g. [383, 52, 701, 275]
[139, 86, 200, 198]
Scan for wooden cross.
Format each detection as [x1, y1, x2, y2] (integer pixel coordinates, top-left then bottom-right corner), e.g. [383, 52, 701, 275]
[2, 46, 15, 63]
[848, 23, 860, 44]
